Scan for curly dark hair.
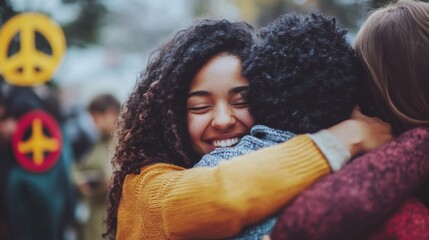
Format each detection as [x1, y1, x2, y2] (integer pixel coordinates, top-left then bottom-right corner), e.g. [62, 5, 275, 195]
[243, 11, 362, 134]
[104, 19, 255, 239]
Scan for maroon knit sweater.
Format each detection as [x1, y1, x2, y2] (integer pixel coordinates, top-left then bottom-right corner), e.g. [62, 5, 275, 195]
[369, 197, 429, 240]
[271, 127, 429, 240]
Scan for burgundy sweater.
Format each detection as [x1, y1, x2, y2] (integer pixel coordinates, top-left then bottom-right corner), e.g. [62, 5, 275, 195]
[271, 127, 429, 240]
[369, 197, 429, 240]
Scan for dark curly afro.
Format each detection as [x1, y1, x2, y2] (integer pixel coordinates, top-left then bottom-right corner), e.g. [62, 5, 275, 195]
[243, 11, 362, 134]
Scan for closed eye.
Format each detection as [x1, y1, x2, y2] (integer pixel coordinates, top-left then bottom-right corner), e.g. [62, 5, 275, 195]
[232, 100, 249, 108]
[231, 92, 249, 108]
[187, 105, 212, 114]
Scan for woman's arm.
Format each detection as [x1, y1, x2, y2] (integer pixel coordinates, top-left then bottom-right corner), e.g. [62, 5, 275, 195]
[271, 127, 429, 240]
[117, 135, 330, 239]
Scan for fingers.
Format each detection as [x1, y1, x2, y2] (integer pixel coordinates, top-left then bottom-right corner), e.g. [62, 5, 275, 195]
[354, 105, 361, 112]
[351, 105, 364, 119]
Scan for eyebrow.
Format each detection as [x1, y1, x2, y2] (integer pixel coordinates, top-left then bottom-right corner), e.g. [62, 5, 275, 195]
[187, 86, 249, 98]
[230, 86, 249, 95]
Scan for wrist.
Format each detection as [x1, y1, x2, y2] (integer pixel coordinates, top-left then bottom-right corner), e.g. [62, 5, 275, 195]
[326, 120, 363, 156]
[308, 130, 351, 171]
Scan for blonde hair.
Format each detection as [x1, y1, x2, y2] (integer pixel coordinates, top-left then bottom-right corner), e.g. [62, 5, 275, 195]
[354, 0, 429, 132]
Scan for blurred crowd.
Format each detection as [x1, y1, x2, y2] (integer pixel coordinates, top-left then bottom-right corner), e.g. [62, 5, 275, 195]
[0, 78, 119, 240]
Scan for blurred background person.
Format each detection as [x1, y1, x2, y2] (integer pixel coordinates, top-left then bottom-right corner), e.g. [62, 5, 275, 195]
[0, 80, 16, 240]
[72, 93, 120, 240]
[0, 81, 76, 240]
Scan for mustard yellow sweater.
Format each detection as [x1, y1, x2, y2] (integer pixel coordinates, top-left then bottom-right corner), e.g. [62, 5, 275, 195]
[117, 135, 330, 239]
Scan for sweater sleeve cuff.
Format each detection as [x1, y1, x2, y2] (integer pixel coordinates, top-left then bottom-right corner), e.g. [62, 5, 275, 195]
[307, 130, 351, 171]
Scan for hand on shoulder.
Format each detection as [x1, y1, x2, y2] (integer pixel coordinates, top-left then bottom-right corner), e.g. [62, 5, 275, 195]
[327, 107, 393, 156]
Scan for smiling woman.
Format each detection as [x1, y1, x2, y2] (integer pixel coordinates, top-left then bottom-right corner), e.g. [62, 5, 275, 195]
[187, 53, 254, 155]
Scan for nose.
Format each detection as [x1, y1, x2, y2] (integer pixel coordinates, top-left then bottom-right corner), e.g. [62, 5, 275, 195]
[211, 104, 236, 130]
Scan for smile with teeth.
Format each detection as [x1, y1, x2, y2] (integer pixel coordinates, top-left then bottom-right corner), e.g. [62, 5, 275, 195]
[211, 137, 239, 147]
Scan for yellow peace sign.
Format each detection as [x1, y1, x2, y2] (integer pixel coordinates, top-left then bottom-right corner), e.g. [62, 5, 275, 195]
[0, 13, 66, 86]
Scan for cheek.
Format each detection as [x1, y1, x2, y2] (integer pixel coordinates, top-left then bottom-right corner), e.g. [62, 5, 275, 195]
[236, 109, 255, 129]
[187, 114, 208, 143]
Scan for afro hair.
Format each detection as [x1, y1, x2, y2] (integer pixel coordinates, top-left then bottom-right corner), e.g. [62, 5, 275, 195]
[243, 11, 362, 134]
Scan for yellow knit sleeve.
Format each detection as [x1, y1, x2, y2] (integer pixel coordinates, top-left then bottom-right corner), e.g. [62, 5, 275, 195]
[116, 135, 331, 240]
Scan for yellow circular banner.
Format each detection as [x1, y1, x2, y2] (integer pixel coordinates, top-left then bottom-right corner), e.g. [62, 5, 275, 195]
[0, 13, 66, 86]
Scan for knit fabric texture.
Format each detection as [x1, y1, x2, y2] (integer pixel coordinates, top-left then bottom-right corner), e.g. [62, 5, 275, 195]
[117, 135, 330, 239]
[271, 127, 429, 240]
[368, 197, 429, 240]
[195, 125, 295, 239]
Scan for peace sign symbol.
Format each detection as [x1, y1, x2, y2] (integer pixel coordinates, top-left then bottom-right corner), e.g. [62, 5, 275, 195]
[0, 13, 66, 86]
[12, 110, 63, 173]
